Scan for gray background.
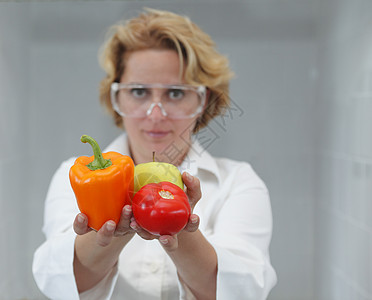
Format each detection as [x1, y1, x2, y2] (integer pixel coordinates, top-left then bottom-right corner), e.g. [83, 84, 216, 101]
[0, 0, 371, 299]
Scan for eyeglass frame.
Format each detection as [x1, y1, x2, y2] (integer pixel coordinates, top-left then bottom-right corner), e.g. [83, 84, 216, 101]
[110, 82, 207, 119]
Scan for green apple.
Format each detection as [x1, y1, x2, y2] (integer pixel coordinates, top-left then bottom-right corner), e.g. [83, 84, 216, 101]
[134, 161, 184, 194]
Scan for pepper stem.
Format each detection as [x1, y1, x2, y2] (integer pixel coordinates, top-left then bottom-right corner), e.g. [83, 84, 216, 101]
[152, 151, 155, 162]
[81, 135, 112, 170]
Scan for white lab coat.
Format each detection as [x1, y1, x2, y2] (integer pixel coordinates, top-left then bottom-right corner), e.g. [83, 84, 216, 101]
[33, 134, 277, 299]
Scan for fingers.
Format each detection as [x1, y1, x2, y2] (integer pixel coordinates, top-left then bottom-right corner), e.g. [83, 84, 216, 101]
[129, 224, 180, 252]
[114, 205, 133, 237]
[158, 214, 198, 252]
[96, 220, 116, 247]
[94, 205, 135, 246]
[74, 206, 135, 248]
[74, 214, 116, 247]
[73, 213, 92, 235]
[184, 214, 200, 232]
[182, 172, 202, 209]
[159, 235, 178, 252]
[73, 213, 115, 247]
[130, 219, 157, 240]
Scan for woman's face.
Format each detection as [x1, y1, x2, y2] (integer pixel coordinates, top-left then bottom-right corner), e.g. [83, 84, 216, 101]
[119, 49, 201, 165]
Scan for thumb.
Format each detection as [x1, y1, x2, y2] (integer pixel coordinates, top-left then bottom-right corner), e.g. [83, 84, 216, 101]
[182, 172, 202, 210]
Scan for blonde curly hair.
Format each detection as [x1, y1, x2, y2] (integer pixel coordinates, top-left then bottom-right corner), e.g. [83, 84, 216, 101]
[99, 8, 234, 132]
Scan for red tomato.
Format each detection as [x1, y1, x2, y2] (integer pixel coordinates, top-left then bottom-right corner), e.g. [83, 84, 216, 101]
[132, 182, 191, 235]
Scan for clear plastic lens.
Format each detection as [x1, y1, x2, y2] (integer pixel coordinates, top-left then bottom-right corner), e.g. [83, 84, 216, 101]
[168, 89, 185, 100]
[111, 83, 206, 119]
[130, 88, 148, 99]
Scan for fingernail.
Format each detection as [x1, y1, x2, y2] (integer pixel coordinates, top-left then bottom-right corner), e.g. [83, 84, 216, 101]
[106, 221, 116, 232]
[159, 237, 168, 245]
[77, 215, 85, 224]
[124, 206, 132, 214]
[191, 216, 198, 223]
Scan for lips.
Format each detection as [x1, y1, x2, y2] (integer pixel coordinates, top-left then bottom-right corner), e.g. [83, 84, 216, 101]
[144, 130, 171, 138]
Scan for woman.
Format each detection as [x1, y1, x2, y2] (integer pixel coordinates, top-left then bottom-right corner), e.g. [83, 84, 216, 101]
[33, 8, 277, 300]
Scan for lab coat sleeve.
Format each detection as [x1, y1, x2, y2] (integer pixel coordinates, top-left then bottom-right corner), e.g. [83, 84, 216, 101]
[32, 158, 120, 300]
[207, 163, 277, 299]
[33, 228, 79, 300]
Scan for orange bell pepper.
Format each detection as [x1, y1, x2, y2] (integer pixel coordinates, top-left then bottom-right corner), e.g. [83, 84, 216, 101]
[69, 135, 134, 231]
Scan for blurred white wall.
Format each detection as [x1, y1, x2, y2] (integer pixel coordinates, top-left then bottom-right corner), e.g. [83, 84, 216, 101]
[0, 1, 370, 300]
[314, 0, 372, 299]
[0, 4, 33, 298]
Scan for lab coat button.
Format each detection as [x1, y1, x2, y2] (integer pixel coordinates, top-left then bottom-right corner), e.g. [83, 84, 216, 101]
[149, 262, 159, 273]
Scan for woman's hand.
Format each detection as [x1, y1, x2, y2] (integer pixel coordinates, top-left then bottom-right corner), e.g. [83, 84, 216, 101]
[73, 204, 135, 247]
[130, 172, 202, 251]
[73, 205, 135, 293]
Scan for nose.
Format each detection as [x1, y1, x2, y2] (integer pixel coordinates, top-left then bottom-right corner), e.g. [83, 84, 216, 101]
[146, 102, 168, 120]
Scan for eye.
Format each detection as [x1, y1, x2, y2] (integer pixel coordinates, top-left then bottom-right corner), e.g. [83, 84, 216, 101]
[130, 88, 148, 99]
[168, 89, 185, 100]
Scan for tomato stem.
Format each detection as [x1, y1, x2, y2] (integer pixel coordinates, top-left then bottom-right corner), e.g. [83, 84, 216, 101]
[81, 135, 112, 170]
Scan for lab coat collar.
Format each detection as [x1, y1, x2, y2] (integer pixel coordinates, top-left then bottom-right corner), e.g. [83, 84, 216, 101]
[178, 138, 222, 185]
